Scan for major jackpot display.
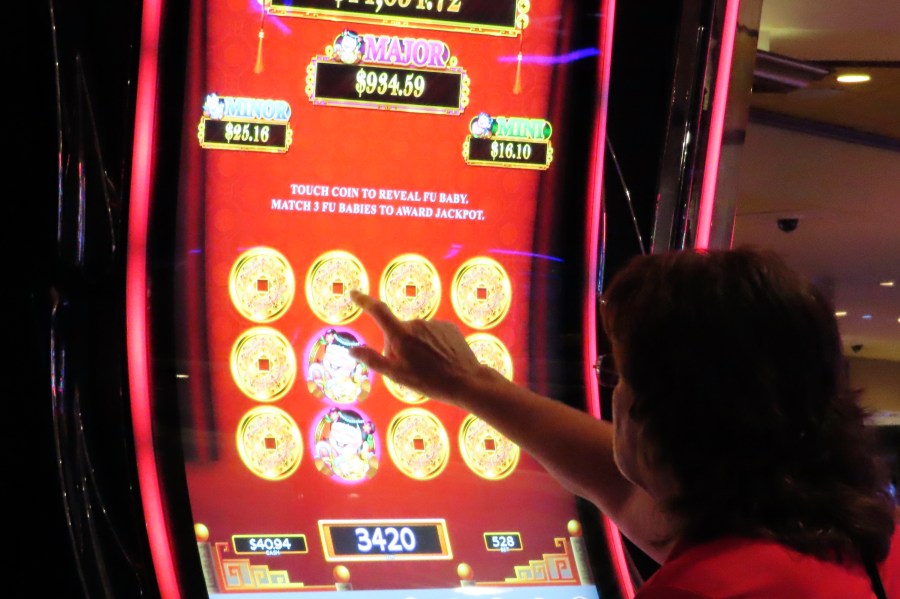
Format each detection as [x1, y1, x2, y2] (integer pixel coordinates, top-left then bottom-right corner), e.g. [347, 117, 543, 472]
[169, 0, 611, 596]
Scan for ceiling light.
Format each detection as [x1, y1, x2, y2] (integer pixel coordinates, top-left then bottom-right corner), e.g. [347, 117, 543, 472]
[880, 280, 895, 287]
[835, 311, 848, 317]
[836, 73, 871, 84]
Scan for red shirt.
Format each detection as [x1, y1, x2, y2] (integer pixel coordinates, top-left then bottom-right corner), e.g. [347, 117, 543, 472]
[635, 528, 900, 599]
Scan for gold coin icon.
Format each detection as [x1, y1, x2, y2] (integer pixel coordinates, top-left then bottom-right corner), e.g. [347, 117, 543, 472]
[380, 254, 441, 321]
[229, 247, 295, 323]
[466, 333, 513, 381]
[451, 257, 511, 329]
[236, 406, 303, 480]
[459, 414, 520, 480]
[388, 408, 450, 480]
[230, 327, 297, 401]
[382, 375, 428, 404]
[306, 250, 369, 324]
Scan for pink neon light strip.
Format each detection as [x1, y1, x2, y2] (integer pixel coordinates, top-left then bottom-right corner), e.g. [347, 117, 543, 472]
[583, 0, 636, 597]
[126, 0, 181, 597]
[695, 0, 741, 249]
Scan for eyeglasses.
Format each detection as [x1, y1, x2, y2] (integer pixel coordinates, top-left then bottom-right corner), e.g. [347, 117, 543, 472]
[594, 353, 620, 389]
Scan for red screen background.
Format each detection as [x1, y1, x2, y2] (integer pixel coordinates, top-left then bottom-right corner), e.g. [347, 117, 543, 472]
[173, 0, 604, 590]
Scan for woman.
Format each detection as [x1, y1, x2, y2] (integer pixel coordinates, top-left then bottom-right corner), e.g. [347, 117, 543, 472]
[349, 247, 898, 598]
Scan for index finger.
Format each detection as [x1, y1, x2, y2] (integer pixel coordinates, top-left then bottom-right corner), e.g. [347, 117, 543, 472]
[351, 290, 405, 336]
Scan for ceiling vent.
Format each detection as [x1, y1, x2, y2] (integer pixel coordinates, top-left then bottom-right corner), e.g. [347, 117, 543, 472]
[753, 50, 831, 93]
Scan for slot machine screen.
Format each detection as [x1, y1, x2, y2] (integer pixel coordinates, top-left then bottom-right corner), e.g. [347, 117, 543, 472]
[133, 0, 619, 596]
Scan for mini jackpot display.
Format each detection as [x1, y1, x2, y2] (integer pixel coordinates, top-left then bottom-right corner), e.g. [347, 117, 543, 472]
[128, 0, 620, 596]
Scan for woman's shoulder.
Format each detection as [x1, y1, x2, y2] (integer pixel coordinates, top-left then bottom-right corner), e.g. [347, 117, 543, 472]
[635, 536, 876, 599]
[880, 519, 900, 596]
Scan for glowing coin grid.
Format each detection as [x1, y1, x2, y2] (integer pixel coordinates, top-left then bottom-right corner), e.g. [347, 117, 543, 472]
[226, 249, 522, 481]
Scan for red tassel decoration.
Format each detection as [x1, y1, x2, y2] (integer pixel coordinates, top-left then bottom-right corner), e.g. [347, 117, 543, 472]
[254, 10, 266, 74]
[513, 34, 524, 94]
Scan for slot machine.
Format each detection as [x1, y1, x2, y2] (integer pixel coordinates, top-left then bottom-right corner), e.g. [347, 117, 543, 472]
[123, 0, 747, 597]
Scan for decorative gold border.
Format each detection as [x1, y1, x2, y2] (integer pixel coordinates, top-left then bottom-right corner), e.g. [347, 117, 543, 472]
[235, 406, 304, 481]
[305, 250, 370, 324]
[462, 136, 553, 170]
[229, 247, 295, 323]
[230, 327, 297, 401]
[387, 408, 451, 480]
[450, 256, 512, 330]
[232, 534, 309, 555]
[458, 414, 520, 480]
[318, 518, 452, 561]
[197, 117, 293, 153]
[307, 57, 471, 116]
[266, 0, 530, 37]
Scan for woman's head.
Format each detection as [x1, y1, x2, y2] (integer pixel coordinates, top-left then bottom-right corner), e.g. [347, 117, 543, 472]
[600, 246, 894, 559]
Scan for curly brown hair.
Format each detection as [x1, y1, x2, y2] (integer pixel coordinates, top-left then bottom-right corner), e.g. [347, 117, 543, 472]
[600, 246, 895, 561]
